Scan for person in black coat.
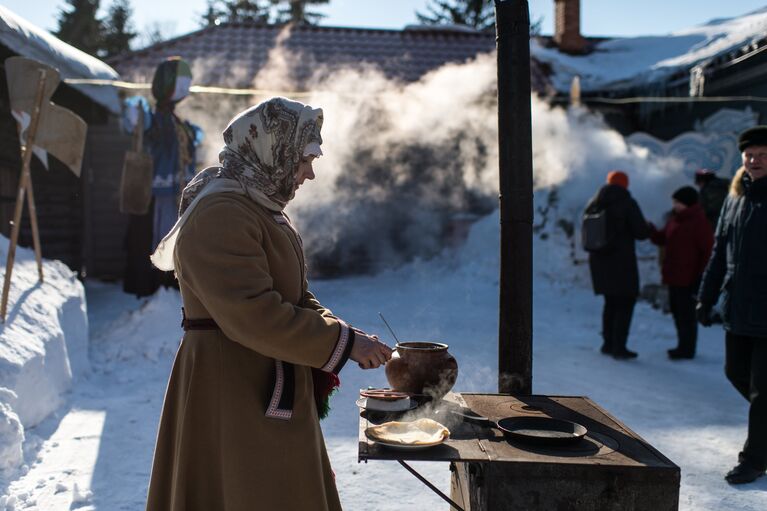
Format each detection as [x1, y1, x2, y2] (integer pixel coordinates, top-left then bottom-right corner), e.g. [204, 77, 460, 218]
[585, 171, 650, 359]
[697, 126, 767, 485]
[649, 187, 713, 360]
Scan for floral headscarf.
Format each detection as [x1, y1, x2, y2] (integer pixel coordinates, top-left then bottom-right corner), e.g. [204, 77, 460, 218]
[222, 97, 323, 207]
[151, 97, 323, 270]
[179, 97, 323, 214]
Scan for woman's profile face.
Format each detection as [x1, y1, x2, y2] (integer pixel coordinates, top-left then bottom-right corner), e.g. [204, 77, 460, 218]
[295, 155, 317, 192]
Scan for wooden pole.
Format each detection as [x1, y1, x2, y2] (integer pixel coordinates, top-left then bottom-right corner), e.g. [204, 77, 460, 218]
[26, 172, 44, 283]
[496, 0, 534, 394]
[1, 69, 48, 322]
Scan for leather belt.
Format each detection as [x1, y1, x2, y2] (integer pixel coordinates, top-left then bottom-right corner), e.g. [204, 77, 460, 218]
[181, 307, 220, 331]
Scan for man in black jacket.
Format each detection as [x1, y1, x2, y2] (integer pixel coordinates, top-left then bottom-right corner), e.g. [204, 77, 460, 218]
[585, 171, 650, 359]
[698, 126, 767, 485]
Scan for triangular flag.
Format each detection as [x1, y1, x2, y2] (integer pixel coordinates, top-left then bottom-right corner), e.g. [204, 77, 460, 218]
[5, 56, 87, 177]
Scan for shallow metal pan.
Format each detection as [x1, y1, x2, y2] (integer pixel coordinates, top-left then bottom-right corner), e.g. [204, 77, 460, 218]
[495, 416, 587, 446]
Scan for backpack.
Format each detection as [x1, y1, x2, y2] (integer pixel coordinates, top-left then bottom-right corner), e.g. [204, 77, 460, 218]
[581, 208, 609, 252]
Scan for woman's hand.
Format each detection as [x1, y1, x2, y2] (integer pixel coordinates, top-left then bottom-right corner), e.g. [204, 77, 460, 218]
[350, 331, 393, 369]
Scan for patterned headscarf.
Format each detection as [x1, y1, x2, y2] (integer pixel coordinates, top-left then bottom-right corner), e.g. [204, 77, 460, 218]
[180, 97, 323, 213]
[222, 97, 323, 207]
[152, 97, 323, 270]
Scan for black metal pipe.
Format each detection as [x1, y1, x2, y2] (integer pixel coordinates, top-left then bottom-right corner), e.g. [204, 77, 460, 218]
[397, 460, 466, 511]
[495, 0, 533, 395]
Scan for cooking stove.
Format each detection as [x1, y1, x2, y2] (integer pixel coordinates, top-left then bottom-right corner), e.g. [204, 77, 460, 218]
[359, 393, 680, 510]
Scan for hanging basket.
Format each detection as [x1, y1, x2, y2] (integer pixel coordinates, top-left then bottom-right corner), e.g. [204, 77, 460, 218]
[119, 108, 153, 215]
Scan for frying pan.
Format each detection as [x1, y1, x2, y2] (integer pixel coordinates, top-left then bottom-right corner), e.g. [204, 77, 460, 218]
[496, 416, 587, 446]
[451, 410, 587, 446]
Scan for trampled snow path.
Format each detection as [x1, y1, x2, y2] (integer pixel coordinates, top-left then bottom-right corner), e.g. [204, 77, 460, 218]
[2, 215, 767, 510]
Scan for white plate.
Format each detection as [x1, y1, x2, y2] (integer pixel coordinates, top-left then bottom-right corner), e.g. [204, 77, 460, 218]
[366, 436, 447, 451]
[356, 397, 417, 412]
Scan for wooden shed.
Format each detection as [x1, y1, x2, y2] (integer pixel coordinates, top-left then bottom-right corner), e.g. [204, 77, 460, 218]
[0, 6, 130, 280]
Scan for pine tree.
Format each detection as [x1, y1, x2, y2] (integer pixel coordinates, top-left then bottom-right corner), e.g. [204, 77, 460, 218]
[55, 0, 104, 56]
[200, 0, 226, 27]
[219, 0, 269, 23]
[102, 0, 137, 57]
[270, 0, 329, 24]
[416, 0, 495, 30]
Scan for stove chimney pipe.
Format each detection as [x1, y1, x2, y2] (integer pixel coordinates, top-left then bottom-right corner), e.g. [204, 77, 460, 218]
[495, 0, 533, 395]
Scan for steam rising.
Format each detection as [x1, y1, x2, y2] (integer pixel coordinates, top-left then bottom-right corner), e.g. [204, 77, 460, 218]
[176, 27, 690, 276]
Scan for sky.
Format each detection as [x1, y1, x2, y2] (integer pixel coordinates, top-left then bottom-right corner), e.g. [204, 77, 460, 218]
[3, 0, 767, 45]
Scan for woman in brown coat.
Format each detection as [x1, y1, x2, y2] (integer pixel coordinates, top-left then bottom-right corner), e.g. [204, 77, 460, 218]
[146, 97, 392, 510]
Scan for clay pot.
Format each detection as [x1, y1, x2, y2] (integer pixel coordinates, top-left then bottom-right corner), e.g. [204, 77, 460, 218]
[385, 342, 458, 400]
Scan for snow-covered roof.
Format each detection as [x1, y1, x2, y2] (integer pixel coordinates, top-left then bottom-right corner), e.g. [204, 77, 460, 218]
[0, 6, 120, 114]
[532, 7, 767, 94]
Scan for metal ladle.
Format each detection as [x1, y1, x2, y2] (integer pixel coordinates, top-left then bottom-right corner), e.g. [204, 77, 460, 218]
[378, 312, 401, 344]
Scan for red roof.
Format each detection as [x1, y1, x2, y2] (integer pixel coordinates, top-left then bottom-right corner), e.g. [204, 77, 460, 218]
[109, 22, 550, 93]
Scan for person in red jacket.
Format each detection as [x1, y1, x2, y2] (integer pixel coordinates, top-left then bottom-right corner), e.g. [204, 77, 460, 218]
[649, 186, 714, 359]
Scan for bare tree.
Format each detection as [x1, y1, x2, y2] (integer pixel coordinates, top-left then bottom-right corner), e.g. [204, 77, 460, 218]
[137, 20, 177, 48]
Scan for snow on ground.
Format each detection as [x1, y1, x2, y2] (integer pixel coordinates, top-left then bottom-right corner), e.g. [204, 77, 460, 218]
[532, 7, 767, 93]
[1, 210, 766, 510]
[0, 236, 88, 482]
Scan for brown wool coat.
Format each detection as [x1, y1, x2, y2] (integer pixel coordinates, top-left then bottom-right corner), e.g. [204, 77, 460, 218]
[146, 193, 349, 511]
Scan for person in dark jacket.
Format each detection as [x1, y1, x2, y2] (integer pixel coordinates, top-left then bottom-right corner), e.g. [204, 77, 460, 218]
[694, 168, 730, 228]
[585, 171, 650, 359]
[697, 125, 767, 485]
[648, 186, 713, 359]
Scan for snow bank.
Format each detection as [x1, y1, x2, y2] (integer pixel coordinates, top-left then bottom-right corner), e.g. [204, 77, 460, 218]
[0, 390, 23, 473]
[90, 286, 182, 370]
[0, 236, 88, 471]
[532, 7, 767, 93]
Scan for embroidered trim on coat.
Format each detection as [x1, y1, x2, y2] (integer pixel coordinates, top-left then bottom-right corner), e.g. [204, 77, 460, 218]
[265, 360, 293, 420]
[321, 320, 350, 373]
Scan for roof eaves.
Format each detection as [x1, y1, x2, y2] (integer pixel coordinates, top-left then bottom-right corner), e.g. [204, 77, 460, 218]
[0, 5, 121, 113]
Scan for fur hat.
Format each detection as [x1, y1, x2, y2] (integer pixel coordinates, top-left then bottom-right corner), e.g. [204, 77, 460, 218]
[738, 126, 767, 152]
[606, 170, 629, 189]
[672, 186, 698, 207]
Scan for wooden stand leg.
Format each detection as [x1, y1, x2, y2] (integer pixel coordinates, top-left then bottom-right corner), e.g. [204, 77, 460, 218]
[1, 165, 30, 322]
[1, 70, 47, 322]
[25, 179, 44, 283]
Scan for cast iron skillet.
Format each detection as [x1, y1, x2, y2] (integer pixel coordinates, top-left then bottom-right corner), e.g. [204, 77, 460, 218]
[495, 416, 587, 446]
[451, 410, 587, 446]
